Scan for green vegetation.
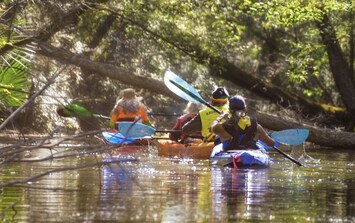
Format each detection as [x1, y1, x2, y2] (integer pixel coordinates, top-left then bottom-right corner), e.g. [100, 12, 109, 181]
[0, 53, 30, 107]
[0, 0, 353, 131]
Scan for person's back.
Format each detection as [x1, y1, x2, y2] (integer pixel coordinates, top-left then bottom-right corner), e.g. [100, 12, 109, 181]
[110, 88, 152, 127]
[212, 95, 278, 150]
[182, 87, 229, 142]
[169, 102, 203, 143]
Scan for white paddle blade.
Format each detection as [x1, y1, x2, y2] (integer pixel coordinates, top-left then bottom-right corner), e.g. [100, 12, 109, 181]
[164, 70, 204, 104]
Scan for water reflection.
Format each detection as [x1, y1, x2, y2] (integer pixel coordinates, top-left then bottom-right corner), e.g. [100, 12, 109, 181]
[211, 167, 271, 221]
[1, 148, 355, 222]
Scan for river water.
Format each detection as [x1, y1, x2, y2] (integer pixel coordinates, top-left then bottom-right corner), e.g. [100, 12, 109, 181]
[0, 143, 354, 223]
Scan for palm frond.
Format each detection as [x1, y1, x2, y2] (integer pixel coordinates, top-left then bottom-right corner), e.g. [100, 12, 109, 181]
[0, 53, 30, 106]
[0, 11, 35, 107]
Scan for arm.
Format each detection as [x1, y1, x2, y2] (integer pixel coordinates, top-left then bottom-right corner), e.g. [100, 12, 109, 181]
[140, 104, 152, 126]
[182, 114, 202, 135]
[211, 112, 231, 141]
[169, 118, 182, 141]
[110, 108, 119, 128]
[256, 124, 276, 147]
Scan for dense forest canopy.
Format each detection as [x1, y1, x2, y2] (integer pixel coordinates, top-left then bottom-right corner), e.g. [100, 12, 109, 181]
[0, 0, 354, 146]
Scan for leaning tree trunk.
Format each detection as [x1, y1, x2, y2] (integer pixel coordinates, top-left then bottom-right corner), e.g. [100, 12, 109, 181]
[147, 19, 349, 122]
[316, 13, 355, 131]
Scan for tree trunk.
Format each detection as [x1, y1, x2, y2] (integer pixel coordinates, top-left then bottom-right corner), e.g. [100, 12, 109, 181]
[37, 42, 355, 148]
[2, 7, 350, 125]
[36, 42, 181, 101]
[316, 13, 355, 131]
[208, 56, 350, 122]
[249, 109, 355, 149]
[117, 15, 349, 122]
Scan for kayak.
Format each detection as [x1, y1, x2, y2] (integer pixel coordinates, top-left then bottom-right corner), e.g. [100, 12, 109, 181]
[101, 130, 150, 156]
[210, 143, 270, 168]
[154, 139, 214, 159]
[110, 144, 149, 156]
[102, 129, 151, 146]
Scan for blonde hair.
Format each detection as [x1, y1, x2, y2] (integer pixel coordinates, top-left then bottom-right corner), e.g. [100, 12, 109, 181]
[112, 88, 142, 114]
[183, 102, 202, 114]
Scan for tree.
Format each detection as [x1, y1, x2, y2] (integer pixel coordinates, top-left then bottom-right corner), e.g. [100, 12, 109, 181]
[0, 0, 354, 135]
[316, 12, 355, 130]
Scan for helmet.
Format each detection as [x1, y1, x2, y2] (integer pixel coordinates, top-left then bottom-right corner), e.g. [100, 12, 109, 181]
[229, 95, 246, 111]
[212, 87, 229, 100]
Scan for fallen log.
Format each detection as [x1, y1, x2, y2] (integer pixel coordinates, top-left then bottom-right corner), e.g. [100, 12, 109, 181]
[249, 109, 355, 149]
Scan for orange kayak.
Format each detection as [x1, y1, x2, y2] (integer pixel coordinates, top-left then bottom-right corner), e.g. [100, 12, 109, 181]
[154, 139, 214, 159]
[101, 134, 151, 156]
[111, 144, 149, 156]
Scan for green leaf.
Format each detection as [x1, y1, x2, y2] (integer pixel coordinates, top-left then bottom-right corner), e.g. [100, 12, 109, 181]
[0, 54, 30, 106]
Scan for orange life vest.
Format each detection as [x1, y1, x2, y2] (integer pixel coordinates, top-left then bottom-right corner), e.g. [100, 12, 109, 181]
[111, 104, 149, 124]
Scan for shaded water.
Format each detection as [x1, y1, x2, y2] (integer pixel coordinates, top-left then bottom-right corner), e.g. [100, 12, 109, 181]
[1, 146, 355, 222]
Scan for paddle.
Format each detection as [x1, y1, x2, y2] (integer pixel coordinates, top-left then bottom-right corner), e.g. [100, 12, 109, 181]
[58, 103, 181, 120]
[102, 131, 140, 145]
[164, 70, 221, 114]
[117, 122, 308, 144]
[148, 112, 181, 117]
[164, 70, 304, 166]
[102, 130, 171, 145]
[270, 129, 309, 146]
[108, 121, 309, 152]
[268, 128, 308, 166]
[102, 122, 182, 144]
[118, 122, 182, 138]
[57, 103, 110, 119]
[271, 146, 303, 166]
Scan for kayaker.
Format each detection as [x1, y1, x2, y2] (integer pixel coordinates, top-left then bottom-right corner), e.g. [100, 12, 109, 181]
[182, 87, 230, 143]
[169, 102, 204, 144]
[110, 88, 152, 128]
[211, 95, 280, 150]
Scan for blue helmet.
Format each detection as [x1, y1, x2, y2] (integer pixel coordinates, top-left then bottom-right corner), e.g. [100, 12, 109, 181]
[229, 95, 246, 111]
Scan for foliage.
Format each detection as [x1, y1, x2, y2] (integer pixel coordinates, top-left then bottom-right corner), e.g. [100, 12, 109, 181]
[60, 0, 351, 106]
[0, 20, 31, 108]
[0, 0, 353, 131]
[240, 0, 353, 102]
[0, 53, 30, 107]
[105, 0, 351, 104]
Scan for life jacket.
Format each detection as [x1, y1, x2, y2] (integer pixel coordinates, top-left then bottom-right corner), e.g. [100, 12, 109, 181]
[222, 115, 258, 150]
[111, 104, 149, 124]
[169, 114, 202, 142]
[199, 104, 229, 141]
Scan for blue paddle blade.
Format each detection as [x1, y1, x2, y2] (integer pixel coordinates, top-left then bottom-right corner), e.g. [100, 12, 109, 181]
[102, 131, 138, 145]
[256, 140, 272, 150]
[164, 70, 205, 105]
[270, 129, 309, 145]
[118, 122, 156, 138]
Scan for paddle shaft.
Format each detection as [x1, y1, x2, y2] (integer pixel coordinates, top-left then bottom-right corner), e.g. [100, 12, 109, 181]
[272, 146, 303, 166]
[148, 112, 181, 117]
[151, 136, 170, 140]
[93, 114, 110, 119]
[155, 130, 181, 133]
[169, 79, 221, 114]
[93, 113, 181, 119]
[61, 103, 181, 119]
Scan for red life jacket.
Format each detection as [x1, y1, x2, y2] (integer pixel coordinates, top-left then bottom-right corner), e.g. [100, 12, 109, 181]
[169, 114, 202, 142]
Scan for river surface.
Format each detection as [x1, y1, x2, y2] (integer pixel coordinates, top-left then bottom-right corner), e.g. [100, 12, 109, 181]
[0, 143, 354, 223]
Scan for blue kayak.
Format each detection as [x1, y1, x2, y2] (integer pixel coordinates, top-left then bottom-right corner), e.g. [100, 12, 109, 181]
[210, 143, 270, 168]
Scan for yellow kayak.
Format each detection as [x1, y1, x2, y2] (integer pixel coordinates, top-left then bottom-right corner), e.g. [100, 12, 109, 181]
[154, 139, 214, 159]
